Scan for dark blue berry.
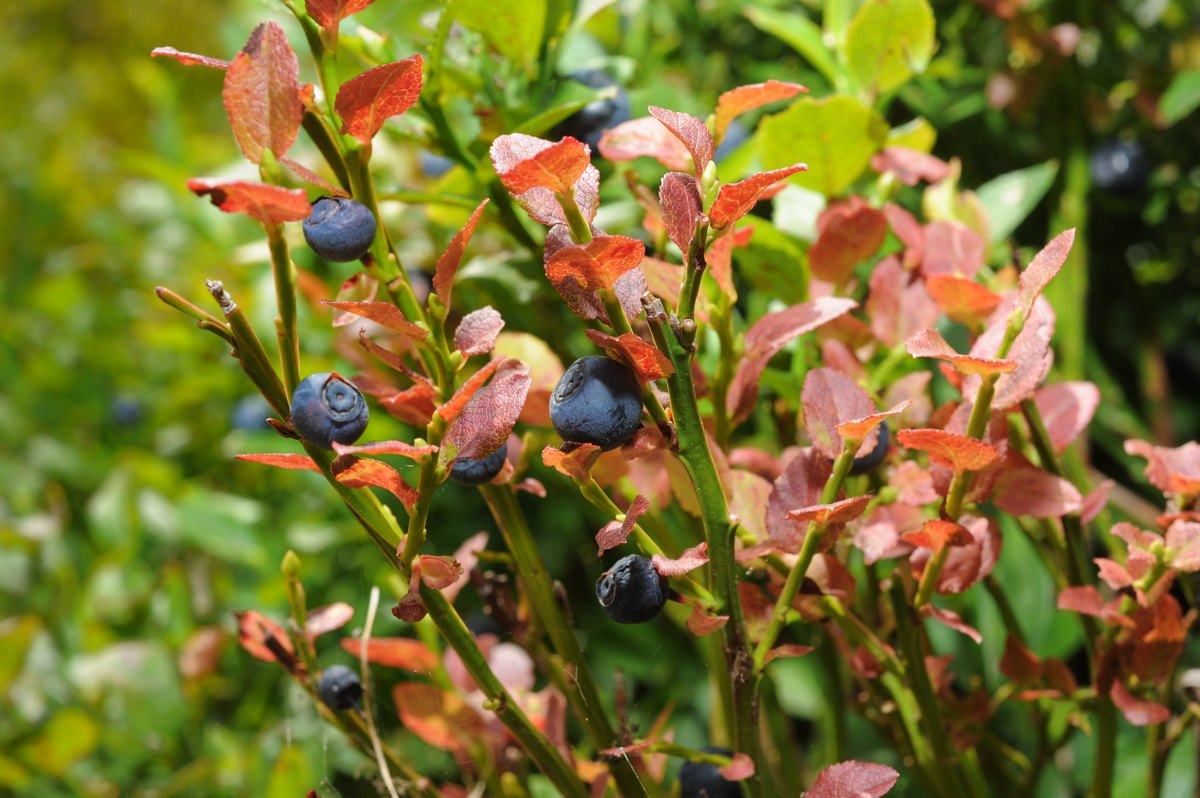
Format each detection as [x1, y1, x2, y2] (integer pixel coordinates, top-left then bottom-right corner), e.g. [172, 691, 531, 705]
[849, 420, 890, 476]
[596, 554, 667, 624]
[550, 356, 643, 451]
[1089, 140, 1150, 194]
[317, 664, 363, 710]
[231, 395, 273, 431]
[464, 612, 503, 639]
[111, 397, 143, 427]
[418, 149, 456, 178]
[714, 119, 750, 163]
[449, 442, 509, 486]
[680, 747, 741, 798]
[289, 372, 369, 450]
[303, 196, 377, 262]
[553, 70, 631, 153]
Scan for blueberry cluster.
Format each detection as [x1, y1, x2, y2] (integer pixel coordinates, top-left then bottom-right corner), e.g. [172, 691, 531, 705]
[596, 554, 667, 624]
[303, 196, 377, 262]
[550, 356, 643, 451]
[289, 372, 369, 450]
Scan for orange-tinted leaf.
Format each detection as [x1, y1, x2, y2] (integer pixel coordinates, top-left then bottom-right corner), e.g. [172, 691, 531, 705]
[870, 147, 951, 186]
[801, 368, 878, 458]
[925, 274, 1002, 324]
[685, 605, 729, 636]
[433, 198, 488, 308]
[762, 644, 815, 665]
[992, 466, 1083, 518]
[809, 197, 887, 284]
[322, 300, 429, 341]
[785, 495, 873, 526]
[719, 753, 756, 782]
[280, 156, 345, 195]
[1095, 558, 1136, 590]
[901, 519, 971, 552]
[906, 327, 1016, 377]
[331, 439, 437, 460]
[1111, 680, 1171, 726]
[1034, 382, 1100, 454]
[596, 495, 650, 555]
[235, 610, 295, 664]
[341, 636, 438, 672]
[659, 171, 702, 254]
[491, 134, 599, 226]
[709, 164, 807, 230]
[454, 306, 505, 356]
[440, 363, 531, 466]
[585, 331, 673, 383]
[417, 555, 463, 590]
[921, 221, 985, 278]
[436, 357, 506, 423]
[911, 514, 1002, 595]
[545, 236, 645, 294]
[807, 761, 900, 798]
[922, 604, 982, 643]
[306, 0, 377, 32]
[392, 683, 481, 753]
[235, 453, 320, 471]
[652, 543, 709, 576]
[1166, 521, 1200, 572]
[964, 298, 1056, 410]
[335, 56, 423, 145]
[707, 225, 753, 300]
[1000, 634, 1043, 683]
[884, 203, 924, 268]
[332, 456, 419, 507]
[599, 117, 691, 170]
[152, 46, 231, 69]
[767, 449, 834, 552]
[497, 136, 590, 196]
[1018, 229, 1076, 313]
[306, 602, 354, 639]
[838, 401, 910, 442]
[714, 80, 807, 140]
[1123, 439, 1200, 499]
[896, 429, 1000, 472]
[187, 179, 311, 225]
[223, 22, 303, 163]
[866, 255, 940, 348]
[648, 106, 713, 176]
[853, 504, 922, 564]
[542, 443, 602, 480]
[1057, 585, 1106, 616]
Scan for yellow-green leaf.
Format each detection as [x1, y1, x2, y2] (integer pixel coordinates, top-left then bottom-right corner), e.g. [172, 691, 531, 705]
[266, 744, 315, 798]
[758, 96, 887, 198]
[457, 0, 547, 73]
[843, 0, 936, 96]
[0, 615, 39, 693]
[886, 117, 936, 153]
[20, 709, 99, 777]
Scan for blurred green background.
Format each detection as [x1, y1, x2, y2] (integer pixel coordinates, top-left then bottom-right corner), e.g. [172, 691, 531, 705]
[1, 0, 1197, 795]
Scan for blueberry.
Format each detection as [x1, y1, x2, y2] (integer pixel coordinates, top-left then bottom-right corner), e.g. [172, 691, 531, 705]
[848, 419, 890, 476]
[232, 395, 273, 431]
[1089, 140, 1150, 194]
[289, 372, 369, 450]
[553, 70, 631, 153]
[302, 196, 377, 262]
[464, 612, 503, 639]
[111, 396, 143, 427]
[449, 442, 509, 486]
[550, 356, 643, 451]
[317, 664, 363, 710]
[596, 554, 667, 624]
[714, 119, 750, 163]
[418, 149, 456, 178]
[679, 746, 741, 798]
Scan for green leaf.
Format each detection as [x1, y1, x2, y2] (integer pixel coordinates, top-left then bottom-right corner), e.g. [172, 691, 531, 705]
[843, 0, 936, 97]
[20, 708, 99, 777]
[743, 7, 842, 88]
[886, 116, 936, 153]
[1160, 69, 1200, 126]
[757, 95, 888, 198]
[457, 0, 547, 73]
[976, 160, 1059, 245]
[0, 615, 39, 693]
[266, 744, 314, 798]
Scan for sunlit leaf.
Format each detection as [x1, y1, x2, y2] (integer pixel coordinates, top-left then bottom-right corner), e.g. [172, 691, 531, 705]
[759, 96, 887, 198]
[843, 0, 935, 95]
[223, 23, 303, 163]
[714, 80, 807, 141]
[187, 179, 311, 226]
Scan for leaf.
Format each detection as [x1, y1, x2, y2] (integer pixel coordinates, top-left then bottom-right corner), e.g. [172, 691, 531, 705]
[976, 161, 1060, 244]
[151, 46, 231, 69]
[866, 256, 939, 348]
[659, 172, 702, 254]
[331, 439, 437, 459]
[709, 165, 807, 230]
[306, 602, 354, 639]
[392, 683, 481, 753]
[392, 592, 427, 623]
[870, 146, 950, 185]
[837, 402, 910, 443]
[235, 453, 321, 472]
[1160, 69, 1200, 126]
[545, 236, 646, 293]
[785, 495, 873, 526]
[714, 80, 808, 141]
[22, 708, 100, 779]
[807, 760, 900, 798]
[921, 221, 985, 278]
[306, 0, 377, 32]
[433, 198, 489, 308]
[223, 22, 303, 164]
[440, 364, 531, 466]
[652, 542, 709, 576]
[905, 327, 1016, 377]
[801, 368, 877, 458]
[843, 0, 935, 95]
[454, 306, 505, 356]
[416, 555, 464, 590]
[321, 300, 429, 342]
[743, 8, 841, 86]
[992, 466, 1083, 518]
[1166, 521, 1200, 572]
[914, 515, 1002, 595]
[542, 443, 602, 480]
[719, 752, 756, 781]
[596, 495, 651, 555]
[1000, 634, 1043, 683]
[901, 519, 971, 552]
[1033, 382, 1100, 453]
[762, 644, 815, 665]
[584, 331, 673, 383]
[922, 604, 982, 643]
[598, 117, 691, 171]
[1123, 439, 1200, 498]
[648, 106, 714, 176]
[767, 449, 834, 552]
[1111, 680, 1171, 726]
[1056, 585, 1105, 616]
[332, 456, 419, 508]
[1018, 229, 1076, 313]
[884, 202, 924, 268]
[685, 605, 729, 636]
[963, 297, 1056, 410]
[436, 357, 506, 424]
[808, 196, 888, 283]
[708, 225, 753, 300]
[235, 610, 294, 665]
[759, 95, 888, 198]
[495, 136, 590, 196]
[925, 274, 1002, 324]
[340, 636, 438, 672]
[186, 179, 311, 225]
[896, 429, 999, 472]
[457, 0, 546, 72]
[336, 56, 423, 145]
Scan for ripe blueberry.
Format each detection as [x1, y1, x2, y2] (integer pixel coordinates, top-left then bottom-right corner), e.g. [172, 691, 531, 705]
[596, 554, 667, 624]
[232, 395, 273, 431]
[290, 372, 369, 450]
[679, 747, 740, 798]
[317, 664, 363, 710]
[1089, 140, 1150, 194]
[303, 196, 377, 262]
[550, 356, 643, 451]
[848, 420, 890, 476]
[553, 70, 631, 153]
[449, 442, 509, 486]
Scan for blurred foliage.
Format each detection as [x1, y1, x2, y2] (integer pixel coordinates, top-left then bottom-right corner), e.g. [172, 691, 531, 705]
[0, 0, 1197, 795]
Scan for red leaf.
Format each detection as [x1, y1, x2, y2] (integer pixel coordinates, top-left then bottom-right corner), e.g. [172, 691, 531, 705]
[921, 604, 983, 643]
[599, 117, 691, 171]
[1057, 585, 1106, 616]
[1034, 382, 1100, 453]
[884, 203, 924, 268]
[235, 453, 321, 471]
[685, 605, 729, 636]
[1095, 558, 1136, 590]
[767, 449, 833, 552]
[497, 136, 590, 196]
[444, 531, 489, 604]
[542, 443, 602, 480]
[306, 0, 377, 32]
[906, 328, 1016, 378]
[332, 456, 419, 507]
[596, 495, 651, 555]
[786, 495, 874, 526]
[925, 274, 1003, 324]
[718, 752, 756, 782]
[648, 106, 714, 176]
[454, 306, 505, 356]
[235, 610, 294, 664]
[911, 514, 1002, 594]
[853, 504, 922, 564]
[545, 236, 645, 294]
[322, 300, 429, 341]
[963, 298, 1056, 410]
[1111, 680, 1171, 726]
[709, 165, 807, 230]
[223, 22, 303, 163]
[992, 466, 1083, 518]
[870, 147, 951, 186]
[392, 683, 481, 753]
[335, 56, 424, 145]
[416, 554, 463, 590]
[762, 644, 815, 665]
[659, 172, 702, 254]
[801, 368, 877, 458]
[652, 542, 709, 576]
[433, 198, 488, 308]
[440, 363, 531, 466]
[707, 225, 753, 300]
[1018, 229, 1076, 312]
[1123, 439, 1200, 498]
[1166, 521, 1200, 572]
[809, 197, 888, 284]
[714, 80, 807, 140]
[865, 255, 939, 348]
[584, 331, 673, 383]
[837, 401, 910, 443]
[901, 519, 971, 552]
[306, 602, 354, 639]
[999, 634, 1043, 683]
[727, 298, 858, 424]
[280, 157, 345, 195]
[921, 221, 985, 278]
[331, 439, 437, 459]
[186, 179, 311, 226]
[491, 134, 599, 226]
[341, 636, 438, 672]
[890, 460, 939, 506]
[807, 760, 900, 798]
[896, 429, 1000, 472]
[151, 46, 231, 69]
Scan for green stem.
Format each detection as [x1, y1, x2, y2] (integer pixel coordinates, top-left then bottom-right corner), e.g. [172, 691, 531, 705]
[266, 226, 301, 398]
[677, 226, 710, 326]
[206, 280, 290, 418]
